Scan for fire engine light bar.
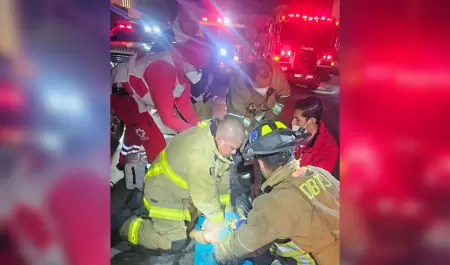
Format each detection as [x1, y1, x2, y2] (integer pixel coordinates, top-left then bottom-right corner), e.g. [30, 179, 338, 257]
[284, 15, 336, 24]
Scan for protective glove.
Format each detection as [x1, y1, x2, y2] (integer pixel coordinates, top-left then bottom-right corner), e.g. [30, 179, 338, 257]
[225, 211, 240, 229]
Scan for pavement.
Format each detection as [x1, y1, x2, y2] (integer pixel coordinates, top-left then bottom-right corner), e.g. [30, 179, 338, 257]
[109, 76, 340, 264]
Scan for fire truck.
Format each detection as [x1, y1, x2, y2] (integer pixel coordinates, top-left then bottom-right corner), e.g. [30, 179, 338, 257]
[199, 13, 250, 78]
[265, 6, 340, 89]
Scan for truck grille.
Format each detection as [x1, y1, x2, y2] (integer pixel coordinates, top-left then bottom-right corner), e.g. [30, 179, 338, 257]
[111, 52, 132, 64]
[295, 50, 318, 73]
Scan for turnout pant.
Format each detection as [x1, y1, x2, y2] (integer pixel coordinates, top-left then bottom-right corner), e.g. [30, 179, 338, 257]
[119, 180, 197, 252]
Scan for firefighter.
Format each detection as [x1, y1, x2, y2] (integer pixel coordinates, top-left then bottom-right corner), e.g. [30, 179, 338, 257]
[191, 120, 340, 265]
[111, 88, 166, 170]
[226, 58, 290, 135]
[111, 117, 246, 252]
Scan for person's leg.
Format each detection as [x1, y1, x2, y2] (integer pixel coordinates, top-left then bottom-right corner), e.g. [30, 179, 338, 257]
[119, 177, 191, 252]
[137, 114, 166, 165]
[117, 126, 142, 170]
[119, 216, 189, 252]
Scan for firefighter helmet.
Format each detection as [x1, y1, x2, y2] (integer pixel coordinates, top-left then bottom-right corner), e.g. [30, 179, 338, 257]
[242, 120, 311, 161]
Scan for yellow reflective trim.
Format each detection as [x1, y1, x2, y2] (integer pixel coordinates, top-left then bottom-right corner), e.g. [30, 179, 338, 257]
[274, 121, 287, 129]
[197, 120, 209, 128]
[209, 212, 225, 222]
[145, 149, 189, 190]
[293, 253, 317, 265]
[261, 124, 273, 136]
[128, 217, 144, 245]
[143, 197, 192, 222]
[219, 193, 231, 205]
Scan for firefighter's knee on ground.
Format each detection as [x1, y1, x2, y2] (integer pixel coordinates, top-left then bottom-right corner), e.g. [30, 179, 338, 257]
[169, 238, 190, 253]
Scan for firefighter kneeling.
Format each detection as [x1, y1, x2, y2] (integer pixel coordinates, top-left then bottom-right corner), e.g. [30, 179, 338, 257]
[191, 120, 340, 265]
[111, 117, 245, 252]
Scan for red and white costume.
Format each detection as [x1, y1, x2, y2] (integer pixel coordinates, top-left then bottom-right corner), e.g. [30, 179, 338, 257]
[111, 93, 165, 165]
[111, 39, 208, 161]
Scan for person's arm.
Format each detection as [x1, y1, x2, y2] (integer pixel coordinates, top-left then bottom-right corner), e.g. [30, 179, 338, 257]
[185, 156, 224, 222]
[144, 60, 193, 132]
[315, 142, 339, 173]
[174, 82, 200, 125]
[227, 77, 250, 116]
[213, 194, 283, 263]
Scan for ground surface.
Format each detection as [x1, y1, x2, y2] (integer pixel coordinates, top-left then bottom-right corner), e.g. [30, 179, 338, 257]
[110, 76, 340, 264]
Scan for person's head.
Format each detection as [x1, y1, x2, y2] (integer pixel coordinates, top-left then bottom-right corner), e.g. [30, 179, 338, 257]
[242, 59, 273, 90]
[215, 117, 245, 157]
[245, 120, 298, 179]
[257, 150, 294, 179]
[253, 59, 273, 88]
[292, 96, 323, 133]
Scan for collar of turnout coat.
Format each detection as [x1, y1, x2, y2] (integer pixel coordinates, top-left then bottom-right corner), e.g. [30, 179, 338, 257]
[261, 160, 301, 191]
[206, 120, 234, 164]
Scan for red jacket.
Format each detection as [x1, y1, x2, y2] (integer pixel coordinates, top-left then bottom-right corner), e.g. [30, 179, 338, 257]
[294, 121, 339, 173]
[110, 93, 145, 126]
[111, 49, 199, 132]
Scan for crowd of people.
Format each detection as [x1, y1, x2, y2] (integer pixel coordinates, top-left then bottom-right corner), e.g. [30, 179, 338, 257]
[110, 7, 340, 265]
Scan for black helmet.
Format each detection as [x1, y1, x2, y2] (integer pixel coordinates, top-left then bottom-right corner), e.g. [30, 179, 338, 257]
[242, 120, 312, 163]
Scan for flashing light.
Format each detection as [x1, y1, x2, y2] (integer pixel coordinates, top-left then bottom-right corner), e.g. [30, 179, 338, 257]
[281, 50, 285, 55]
[287, 51, 292, 56]
[336, 21, 340, 26]
[284, 15, 333, 23]
[144, 25, 151, 32]
[306, 75, 314, 79]
[202, 17, 208, 22]
[219, 62, 224, 67]
[219, 48, 227, 56]
[233, 55, 239, 61]
[153, 27, 161, 33]
[217, 18, 223, 23]
[322, 55, 333, 60]
[331, 62, 335, 66]
[327, 55, 332, 60]
[224, 17, 231, 24]
[273, 56, 280, 61]
[119, 25, 125, 29]
[126, 25, 132, 29]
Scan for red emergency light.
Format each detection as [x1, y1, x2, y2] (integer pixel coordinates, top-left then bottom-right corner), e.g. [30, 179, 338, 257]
[281, 50, 293, 56]
[117, 24, 133, 30]
[286, 14, 335, 24]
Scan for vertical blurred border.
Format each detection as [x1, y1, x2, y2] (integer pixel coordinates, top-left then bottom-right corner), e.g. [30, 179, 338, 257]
[0, 0, 110, 264]
[342, 0, 450, 264]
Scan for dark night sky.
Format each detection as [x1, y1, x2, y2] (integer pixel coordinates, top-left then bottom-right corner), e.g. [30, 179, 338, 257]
[133, 0, 335, 22]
